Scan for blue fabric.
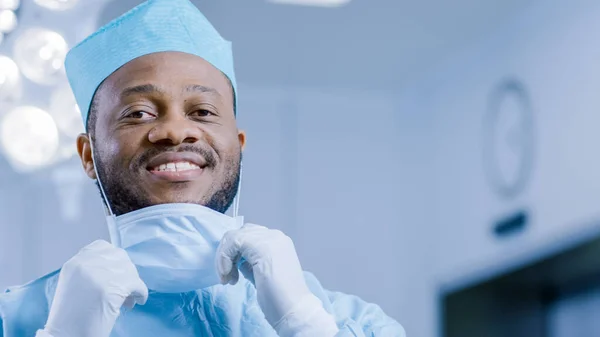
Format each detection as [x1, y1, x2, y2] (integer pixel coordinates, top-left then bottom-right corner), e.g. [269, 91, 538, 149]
[106, 203, 245, 293]
[0, 271, 405, 337]
[64, 0, 237, 124]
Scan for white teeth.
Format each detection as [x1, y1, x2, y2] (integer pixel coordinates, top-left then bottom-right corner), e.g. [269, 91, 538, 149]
[175, 162, 194, 171]
[155, 162, 200, 172]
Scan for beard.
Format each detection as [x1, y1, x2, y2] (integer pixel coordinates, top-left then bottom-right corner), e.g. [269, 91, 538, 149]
[94, 144, 241, 216]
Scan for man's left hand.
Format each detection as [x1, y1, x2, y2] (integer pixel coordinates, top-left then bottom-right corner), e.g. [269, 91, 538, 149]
[216, 223, 339, 337]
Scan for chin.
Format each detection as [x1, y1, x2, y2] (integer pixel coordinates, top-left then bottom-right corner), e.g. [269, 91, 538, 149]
[147, 192, 204, 206]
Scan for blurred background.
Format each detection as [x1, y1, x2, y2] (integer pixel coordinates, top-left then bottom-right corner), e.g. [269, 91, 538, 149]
[1, 0, 600, 336]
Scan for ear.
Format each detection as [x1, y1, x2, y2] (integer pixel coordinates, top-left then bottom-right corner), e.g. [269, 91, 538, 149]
[238, 129, 246, 151]
[77, 133, 97, 180]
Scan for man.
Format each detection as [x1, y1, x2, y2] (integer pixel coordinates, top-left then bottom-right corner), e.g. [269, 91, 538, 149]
[0, 0, 405, 336]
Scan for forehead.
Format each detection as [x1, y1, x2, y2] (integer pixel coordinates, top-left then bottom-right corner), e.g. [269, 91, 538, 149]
[101, 51, 232, 97]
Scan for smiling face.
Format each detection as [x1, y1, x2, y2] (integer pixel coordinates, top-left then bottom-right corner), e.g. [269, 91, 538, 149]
[76, 51, 245, 216]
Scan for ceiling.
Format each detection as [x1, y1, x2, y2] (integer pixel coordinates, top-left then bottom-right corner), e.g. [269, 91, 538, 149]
[100, 0, 537, 91]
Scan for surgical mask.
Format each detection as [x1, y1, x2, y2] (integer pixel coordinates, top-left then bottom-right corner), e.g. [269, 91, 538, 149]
[90, 142, 245, 293]
[106, 203, 244, 293]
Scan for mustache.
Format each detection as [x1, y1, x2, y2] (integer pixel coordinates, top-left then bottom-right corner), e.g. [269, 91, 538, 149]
[136, 144, 217, 169]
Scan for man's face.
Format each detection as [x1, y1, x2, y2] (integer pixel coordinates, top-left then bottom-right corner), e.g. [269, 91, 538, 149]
[77, 51, 245, 216]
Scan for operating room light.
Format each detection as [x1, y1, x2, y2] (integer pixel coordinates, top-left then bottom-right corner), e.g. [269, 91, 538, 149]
[0, 106, 60, 169]
[0, 0, 19, 48]
[49, 85, 84, 139]
[0, 55, 22, 103]
[0, 9, 16, 33]
[34, 0, 78, 11]
[12, 28, 68, 85]
[267, 0, 350, 7]
[0, 0, 20, 10]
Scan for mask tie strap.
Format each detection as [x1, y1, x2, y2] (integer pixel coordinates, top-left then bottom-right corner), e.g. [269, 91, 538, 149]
[232, 161, 243, 218]
[90, 141, 120, 246]
[90, 141, 114, 216]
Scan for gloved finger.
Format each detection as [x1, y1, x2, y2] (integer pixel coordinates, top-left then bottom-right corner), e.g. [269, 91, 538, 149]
[216, 228, 250, 285]
[217, 225, 272, 285]
[239, 258, 255, 285]
[124, 275, 149, 307]
[220, 249, 241, 285]
[217, 248, 241, 285]
[216, 230, 231, 283]
[122, 295, 136, 310]
[228, 259, 240, 285]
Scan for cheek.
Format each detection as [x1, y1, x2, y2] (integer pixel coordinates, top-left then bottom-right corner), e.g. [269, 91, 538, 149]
[216, 135, 241, 159]
[98, 133, 141, 170]
[206, 126, 239, 152]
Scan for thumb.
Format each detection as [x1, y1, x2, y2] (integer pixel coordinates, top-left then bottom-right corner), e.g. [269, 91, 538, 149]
[216, 229, 245, 285]
[217, 249, 241, 285]
[123, 276, 149, 309]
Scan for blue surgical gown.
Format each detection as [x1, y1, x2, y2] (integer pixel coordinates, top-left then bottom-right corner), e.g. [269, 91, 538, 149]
[0, 270, 405, 336]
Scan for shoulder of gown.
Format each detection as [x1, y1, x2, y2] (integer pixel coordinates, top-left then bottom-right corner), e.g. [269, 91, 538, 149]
[0, 269, 60, 337]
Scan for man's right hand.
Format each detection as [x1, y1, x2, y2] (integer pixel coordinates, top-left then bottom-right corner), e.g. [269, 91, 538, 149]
[36, 240, 148, 337]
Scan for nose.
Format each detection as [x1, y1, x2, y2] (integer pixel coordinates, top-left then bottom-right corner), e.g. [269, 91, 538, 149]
[147, 112, 203, 145]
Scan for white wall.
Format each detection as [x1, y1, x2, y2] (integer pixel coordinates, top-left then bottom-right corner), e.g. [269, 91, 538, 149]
[404, 1, 600, 335]
[288, 86, 434, 337]
[305, 1, 600, 336]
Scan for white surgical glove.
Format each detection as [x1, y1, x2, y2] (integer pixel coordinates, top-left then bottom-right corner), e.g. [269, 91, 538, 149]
[216, 224, 339, 337]
[36, 240, 148, 337]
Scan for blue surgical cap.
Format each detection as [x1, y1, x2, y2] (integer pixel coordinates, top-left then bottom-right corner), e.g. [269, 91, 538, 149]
[64, 0, 237, 126]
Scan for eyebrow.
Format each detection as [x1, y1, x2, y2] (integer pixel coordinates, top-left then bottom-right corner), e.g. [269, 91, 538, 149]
[185, 84, 219, 95]
[120, 84, 220, 98]
[121, 84, 163, 98]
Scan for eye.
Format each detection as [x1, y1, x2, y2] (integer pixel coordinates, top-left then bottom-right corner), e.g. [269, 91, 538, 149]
[190, 109, 215, 118]
[125, 110, 156, 120]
